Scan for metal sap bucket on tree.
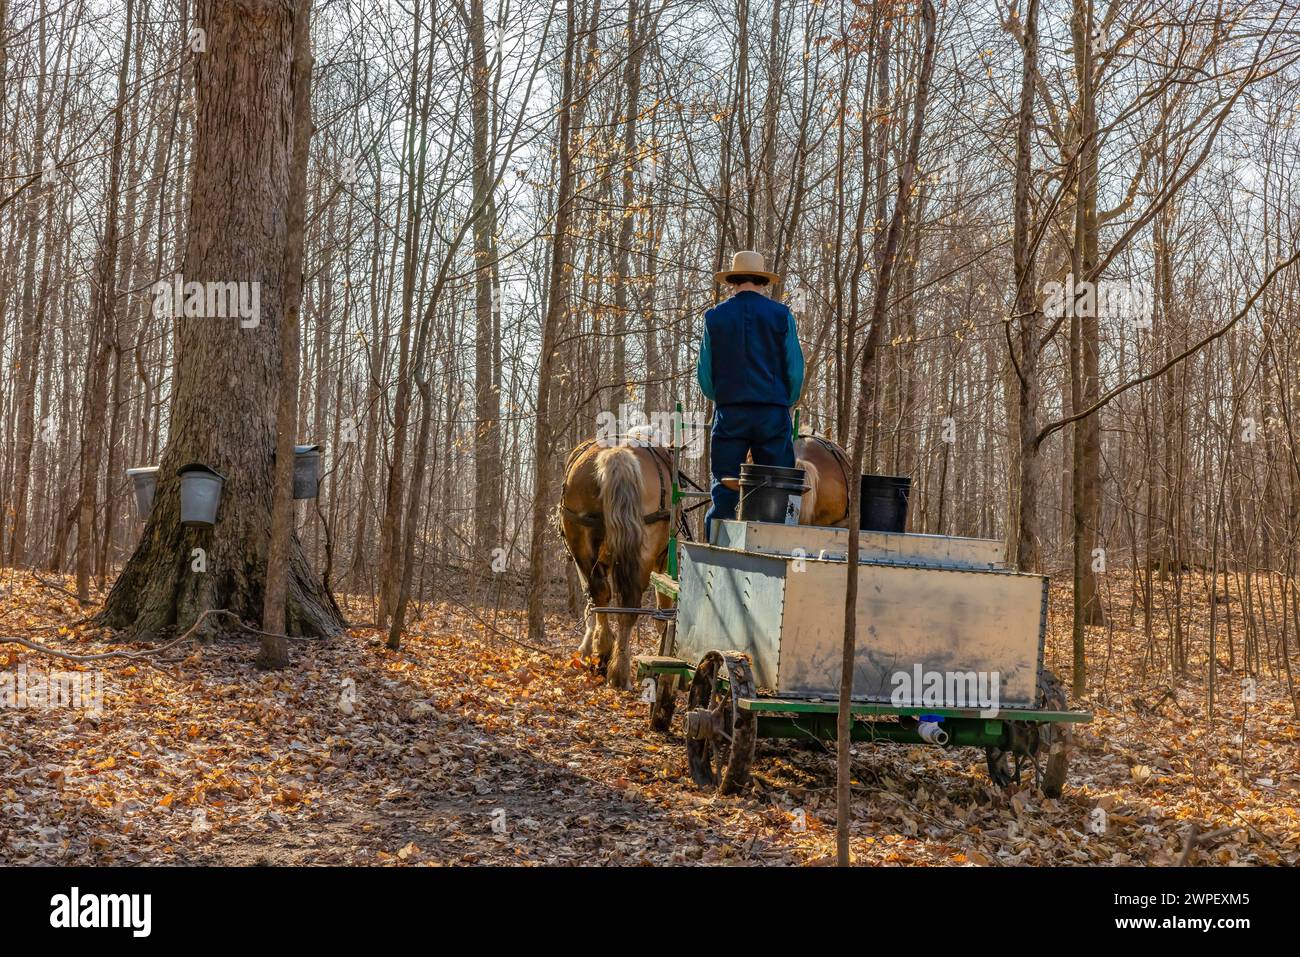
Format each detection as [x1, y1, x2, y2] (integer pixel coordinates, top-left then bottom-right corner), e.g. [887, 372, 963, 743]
[177, 463, 226, 527]
[125, 466, 160, 518]
[292, 444, 321, 499]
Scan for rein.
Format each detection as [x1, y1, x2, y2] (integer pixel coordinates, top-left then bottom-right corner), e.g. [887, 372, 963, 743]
[559, 503, 670, 528]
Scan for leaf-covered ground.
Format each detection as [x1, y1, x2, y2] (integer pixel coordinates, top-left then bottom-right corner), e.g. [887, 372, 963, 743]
[1, 569, 1297, 865]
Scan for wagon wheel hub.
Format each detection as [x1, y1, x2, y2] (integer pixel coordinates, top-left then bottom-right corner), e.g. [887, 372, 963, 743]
[684, 705, 724, 741]
[985, 668, 1071, 798]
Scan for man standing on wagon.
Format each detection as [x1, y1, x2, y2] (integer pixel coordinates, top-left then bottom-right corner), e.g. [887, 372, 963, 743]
[697, 250, 805, 541]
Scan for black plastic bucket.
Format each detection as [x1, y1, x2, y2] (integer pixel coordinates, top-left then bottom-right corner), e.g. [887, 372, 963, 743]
[738, 463, 808, 525]
[860, 474, 910, 533]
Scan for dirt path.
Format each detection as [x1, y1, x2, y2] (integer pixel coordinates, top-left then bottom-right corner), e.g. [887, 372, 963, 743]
[2, 574, 1296, 865]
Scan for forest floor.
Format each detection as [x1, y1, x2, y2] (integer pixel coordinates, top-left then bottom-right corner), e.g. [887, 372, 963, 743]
[1, 568, 1297, 866]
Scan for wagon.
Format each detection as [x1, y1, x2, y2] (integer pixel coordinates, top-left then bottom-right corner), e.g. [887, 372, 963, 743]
[632, 518, 1093, 796]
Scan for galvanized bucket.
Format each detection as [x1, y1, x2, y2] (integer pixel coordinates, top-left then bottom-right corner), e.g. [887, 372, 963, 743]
[177, 463, 226, 527]
[293, 444, 321, 500]
[125, 466, 160, 518]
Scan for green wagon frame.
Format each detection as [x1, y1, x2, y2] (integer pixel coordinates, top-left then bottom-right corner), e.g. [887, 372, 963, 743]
[636, 641, 1091, 797]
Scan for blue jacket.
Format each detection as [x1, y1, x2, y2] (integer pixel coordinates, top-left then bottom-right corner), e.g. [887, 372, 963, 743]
[697, 291, 804, 407]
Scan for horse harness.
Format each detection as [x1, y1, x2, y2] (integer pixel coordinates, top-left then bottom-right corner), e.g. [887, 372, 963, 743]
[558, 434, 850, 600]
[558, 437, 673, 531]
[561, 434, 850, 531]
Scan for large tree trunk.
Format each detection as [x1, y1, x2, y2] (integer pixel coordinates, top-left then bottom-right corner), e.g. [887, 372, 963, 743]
[100, 0, 342, 642]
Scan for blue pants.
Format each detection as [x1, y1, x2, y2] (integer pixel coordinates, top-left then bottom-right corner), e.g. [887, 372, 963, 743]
[706, 403, 795, 541]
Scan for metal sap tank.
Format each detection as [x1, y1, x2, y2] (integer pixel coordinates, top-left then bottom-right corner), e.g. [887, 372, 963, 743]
[672, 533, 1047, 710]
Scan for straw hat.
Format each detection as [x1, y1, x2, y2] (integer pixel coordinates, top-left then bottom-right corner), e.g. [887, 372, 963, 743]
[713, 250, 781, 286]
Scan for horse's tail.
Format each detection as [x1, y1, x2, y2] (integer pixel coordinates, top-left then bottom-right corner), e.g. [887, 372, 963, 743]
[595, 446, 645, 606]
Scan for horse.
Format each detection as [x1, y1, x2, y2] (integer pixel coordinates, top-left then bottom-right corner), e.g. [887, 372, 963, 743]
[558, 427, 853, 689]
[559, 427, 675, 689]
[791, 433, 853, 527]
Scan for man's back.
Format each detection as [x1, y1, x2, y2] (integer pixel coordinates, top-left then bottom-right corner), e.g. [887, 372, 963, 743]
[701, 291, 797, 407]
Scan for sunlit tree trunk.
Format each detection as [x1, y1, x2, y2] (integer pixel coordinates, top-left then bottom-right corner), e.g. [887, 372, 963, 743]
[101, 0, 342, 641]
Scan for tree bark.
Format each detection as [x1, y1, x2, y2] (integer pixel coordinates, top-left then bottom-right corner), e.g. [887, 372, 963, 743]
[1011, 0, 1042, 574]
[100, 0, 343, 642]
[838, 0, 936, 867]
[469, 0, 502, 576]
[261, 0, 317, 668]
[1069, 0, 1105, 697]
[526, 0, 578, 643]
[77, 0, 135, 604]
[612, 0, 644, 401]
[7, 0, 50, 567]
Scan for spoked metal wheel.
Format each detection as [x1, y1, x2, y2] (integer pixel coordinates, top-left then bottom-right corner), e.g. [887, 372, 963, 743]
[684, 651, 757, 794]
[985, 668, 1070, 798]
[649, 674, 678, 733]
